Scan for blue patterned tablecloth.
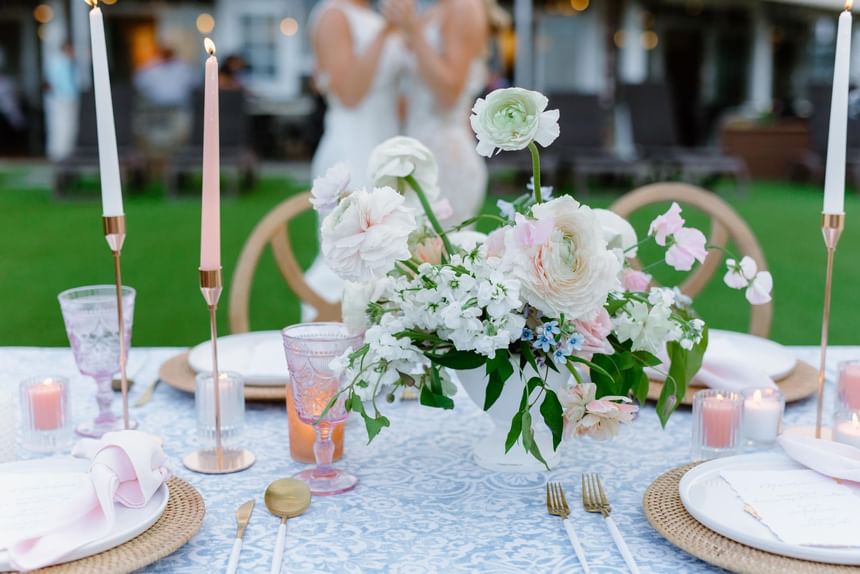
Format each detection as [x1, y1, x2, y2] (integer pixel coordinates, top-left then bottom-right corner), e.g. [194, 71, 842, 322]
[0, 346, 852, 574]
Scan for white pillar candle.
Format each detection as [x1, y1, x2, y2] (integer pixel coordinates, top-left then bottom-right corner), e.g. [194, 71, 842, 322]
[0, 390, 16, 463]
[87, 1, 123, 217]
[824, 2, 854, 215]
[743, 388, 783, 443]
[834, 412, 860, 449]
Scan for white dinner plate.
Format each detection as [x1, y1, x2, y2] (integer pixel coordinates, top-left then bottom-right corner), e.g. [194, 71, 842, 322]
[708, 329, 797, 380]
[188, 330, 288, 386]
[679, 452, 860, 565]
[0, 457, 168, 570]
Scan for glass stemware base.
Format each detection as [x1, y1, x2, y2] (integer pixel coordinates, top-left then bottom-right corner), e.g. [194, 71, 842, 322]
[294, 467, 358, 496]
[76, 416, 137, 438]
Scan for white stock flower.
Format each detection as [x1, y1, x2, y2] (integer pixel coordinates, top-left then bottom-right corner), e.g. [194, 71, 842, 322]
[367, 136, 440, 204]
[613, 300, 682, 355]
[504, 196, 620, 321]
[310, 162, 351, 214]
[321, 186, 417, 282]
[470, 88, 560, 157]
[593, 209, 638, 258]
[342, 278, 391, 334]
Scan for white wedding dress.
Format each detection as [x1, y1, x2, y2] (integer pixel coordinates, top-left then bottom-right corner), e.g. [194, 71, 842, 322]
[403, 15, 488, 227]
[305, 1, 402, 318]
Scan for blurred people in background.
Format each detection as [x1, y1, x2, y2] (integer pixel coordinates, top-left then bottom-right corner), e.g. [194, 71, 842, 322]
[384, 0, 502, 226]
[134, 45, 198, 156]
[303, 0, 403, 317]
[44, 41, 79, 161]
[219, 55, 250, 93]
[0, 47, 26, 155]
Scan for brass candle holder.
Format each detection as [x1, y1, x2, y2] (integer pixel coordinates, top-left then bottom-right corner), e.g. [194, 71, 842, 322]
[815, 212, 846, 438]
[103, 215, 134, 430]
[183, 268, 255, 474]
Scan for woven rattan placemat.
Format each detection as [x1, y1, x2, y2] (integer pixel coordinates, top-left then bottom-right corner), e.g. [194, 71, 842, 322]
[647, 360, 817, 405]
[159, 351, 285, 402]
[4, 476, 204, 574]
[643, 463, 860, 574]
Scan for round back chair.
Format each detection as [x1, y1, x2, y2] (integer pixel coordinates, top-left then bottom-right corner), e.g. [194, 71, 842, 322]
[610, 182, 773, 338]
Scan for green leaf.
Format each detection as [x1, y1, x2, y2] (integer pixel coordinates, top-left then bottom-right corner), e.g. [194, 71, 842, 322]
[659, 326, 708, 426]
[419, 369, 455, 410]
[519, 340, 540, 374]
[484, 350, 513, 410]
[520, 411, 548, 469]
[526, 376, 543, 394]
[633, 350, 663, 368]
[567, 354, 614, 382]
[632, 369, 650, 404]
[505, 411, 523, 453]
[425, 349, 486, 370]
[362, 413, 390, 442]
[540, 391, 564, 450]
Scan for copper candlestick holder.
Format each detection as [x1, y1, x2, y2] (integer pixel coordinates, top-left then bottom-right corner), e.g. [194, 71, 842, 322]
[815, 212, 846, 438]
[103, 215, 135, 431]
[183, 268, 255, 474]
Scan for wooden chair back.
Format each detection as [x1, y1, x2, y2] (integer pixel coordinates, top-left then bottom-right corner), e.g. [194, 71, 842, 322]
[229, 192, 340, 333]
[610, 182, 773, 337]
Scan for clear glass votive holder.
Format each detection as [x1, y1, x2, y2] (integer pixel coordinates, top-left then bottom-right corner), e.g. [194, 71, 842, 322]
[692, 389, 744, 461]
[19, 376, 73, 454]
[838, 361, 860, 411]
[742, 387, 784, 447]
[195, 371, 245, 449]
[833, 409, 860, 450]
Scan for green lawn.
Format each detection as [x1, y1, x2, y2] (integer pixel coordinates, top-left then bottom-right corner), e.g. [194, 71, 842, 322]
[1, 173, 858, 347]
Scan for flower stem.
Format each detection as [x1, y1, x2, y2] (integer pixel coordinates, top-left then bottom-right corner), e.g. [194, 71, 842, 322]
[405, 174, 454, 258]
[528, 141, 542, 204]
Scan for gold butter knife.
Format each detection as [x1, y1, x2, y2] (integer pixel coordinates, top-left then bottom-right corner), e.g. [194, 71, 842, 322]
[226, 499, 255, 574]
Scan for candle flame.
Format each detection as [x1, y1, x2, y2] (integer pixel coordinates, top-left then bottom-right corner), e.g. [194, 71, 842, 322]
[753, 389, 762, 402]
[716, 393, 724, 400]
[204, 37, 216, 56]
[847, 0, 854, 11]
[84, 0, 98, 7]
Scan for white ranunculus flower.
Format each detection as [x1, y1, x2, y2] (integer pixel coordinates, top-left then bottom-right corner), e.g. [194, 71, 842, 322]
[367, 136, 440, 204]
[503, 196, 620, 321]
[593, 209, 638, 258]
[321, 186, 417, 282]
[342, 278, 391, 334]
[310, 162, 351, 214]
[470, 87, 560, 158]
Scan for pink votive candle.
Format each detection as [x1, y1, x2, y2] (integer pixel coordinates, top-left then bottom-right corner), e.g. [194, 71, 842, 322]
[28, 379, 65, 430]
[839, 361, 860, 410]
[692, 389, 743, 460]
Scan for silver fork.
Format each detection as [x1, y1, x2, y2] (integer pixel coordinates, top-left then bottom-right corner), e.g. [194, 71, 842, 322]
[546, 482, 591, 573]
[582, 473, 640, 574]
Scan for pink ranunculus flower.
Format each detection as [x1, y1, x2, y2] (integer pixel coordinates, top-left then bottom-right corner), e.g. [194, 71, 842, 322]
[412, 235, 444, 264]
[648, 202, 685, 246]
[485, 227, 508, 258]
[574, 308, 614, 355]
[560, 382, 638, 441]
[622, 268, 652, 292]
[513, 213, 554, 247]
[746, 270, 773, 305]
[665, 227, 707, 271]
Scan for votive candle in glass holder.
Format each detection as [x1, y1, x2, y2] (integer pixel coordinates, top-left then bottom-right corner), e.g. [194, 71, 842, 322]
[0, 389, 16, 462]
[838, 361, 860, 410]
[195, 371, 245, 448]
[286, 382, 344, 464]
[742, 387, 784, 446]
[833, 410, 860, 449]
[19, 377, 72, 453]
[692, 389, 744, 460]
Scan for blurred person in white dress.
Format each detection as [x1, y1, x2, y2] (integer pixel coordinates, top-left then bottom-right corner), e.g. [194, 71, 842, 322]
[384, 0, 503, 226]
[305, 0, 403, 316]
[44, 41, 79, 161]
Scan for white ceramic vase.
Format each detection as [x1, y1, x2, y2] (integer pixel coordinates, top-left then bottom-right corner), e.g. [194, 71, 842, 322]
[459, 359, 568, 473]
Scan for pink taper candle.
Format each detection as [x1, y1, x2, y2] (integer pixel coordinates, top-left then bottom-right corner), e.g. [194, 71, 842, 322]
[200, 38, 220, 271]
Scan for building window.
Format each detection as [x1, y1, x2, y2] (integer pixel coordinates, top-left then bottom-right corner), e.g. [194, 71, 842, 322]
[240, 14, 278, 80]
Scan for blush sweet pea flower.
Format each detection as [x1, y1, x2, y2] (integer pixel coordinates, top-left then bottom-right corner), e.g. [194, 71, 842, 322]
[513, 213, 554, 247]
[622, 268, 652, 292]
[665, 227, 708, 271]
[485, 228, 508, 258]
[746, 271, 773, 305]
[724, 257, 772, 304]
[648, 202, 685, 246]
[574, 308, 614, 355]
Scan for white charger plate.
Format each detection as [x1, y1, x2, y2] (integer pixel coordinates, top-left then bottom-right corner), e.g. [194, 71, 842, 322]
[679, 452, 860, 565]
[188, 330, 288, 386]
[708, 330, 796, 381]
[0, 457, 168, 570]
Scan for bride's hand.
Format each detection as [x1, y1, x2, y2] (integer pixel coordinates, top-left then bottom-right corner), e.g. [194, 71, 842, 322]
[381, 0, 418, 36]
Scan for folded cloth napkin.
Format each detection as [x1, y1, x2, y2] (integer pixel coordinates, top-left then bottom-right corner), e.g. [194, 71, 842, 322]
[648, 335, 777, 392]
[8, 430, 170, 571]
[778, 433, 860, 482]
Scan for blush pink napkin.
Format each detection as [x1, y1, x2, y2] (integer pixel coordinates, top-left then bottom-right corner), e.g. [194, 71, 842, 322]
[778, 434, 860, 482]
[9, 430, 170, 572]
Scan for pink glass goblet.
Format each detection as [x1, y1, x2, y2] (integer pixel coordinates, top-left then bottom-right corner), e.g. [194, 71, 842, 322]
[58, 285, 136, 437]
[282, 322, 362, 496]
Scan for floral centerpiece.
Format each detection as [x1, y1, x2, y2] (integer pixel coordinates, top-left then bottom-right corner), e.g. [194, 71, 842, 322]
[313, 88, 772, 470]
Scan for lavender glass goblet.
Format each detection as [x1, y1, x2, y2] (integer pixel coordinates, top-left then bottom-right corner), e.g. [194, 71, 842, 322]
[282, 323, 362, 496]
[58, 285, 136, 437]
